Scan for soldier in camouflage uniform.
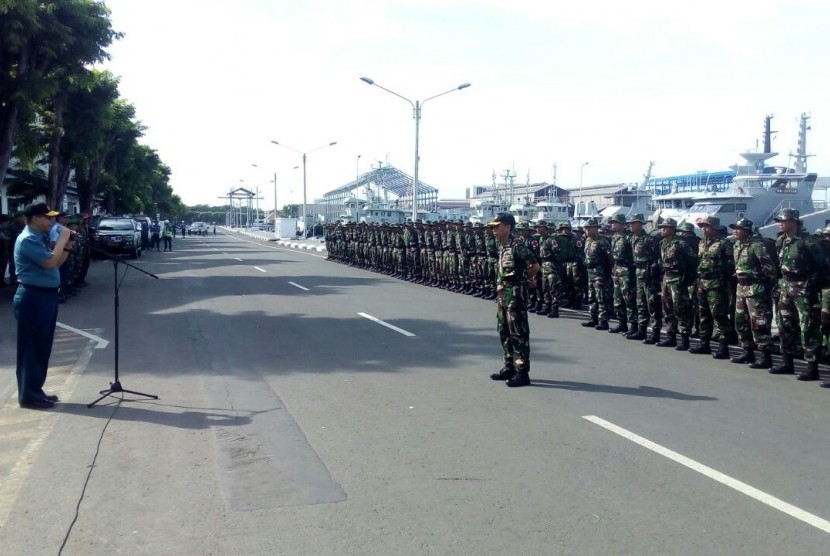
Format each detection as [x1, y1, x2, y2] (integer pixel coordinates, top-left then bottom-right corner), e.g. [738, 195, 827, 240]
[483, 224, 498, 300]
[678, 222, 701, 338]
[770, 208, 828, 381]
[629, 213, 662, 343]
[729, 218, 777, 369]
[487, 213, 540, 388]
[471, 223, 487, 296]
[568, 226, 587, 308]
[580, 218, 613, 330]
[535, 221, 555, 317]
[688, 216, 734, 359]
[656, 218, 697, 350]
[819, 226, 830, 378]
[526, 222, 543, 313]
[608, 214, 636, 334]
[552, 222, 578, 316]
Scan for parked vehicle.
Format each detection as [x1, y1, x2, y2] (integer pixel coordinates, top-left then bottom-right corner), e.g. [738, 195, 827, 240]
[90, 217, 142, 258]
[188, 222, 209, 235]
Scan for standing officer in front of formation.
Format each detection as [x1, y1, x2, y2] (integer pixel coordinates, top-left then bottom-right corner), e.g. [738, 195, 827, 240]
[608, 214, 636, 335]
[656, 218, 697, 350]
[729, 217, 777, 369]
[688, 216, 734, 359]
[487, 213, 540, 388]
[580, 218, 613, 330]
[770, 208, 828, 381]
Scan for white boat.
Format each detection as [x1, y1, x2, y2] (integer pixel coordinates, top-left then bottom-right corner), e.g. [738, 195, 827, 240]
[469, 198, 510, 225]
[530, 200, 570, 226]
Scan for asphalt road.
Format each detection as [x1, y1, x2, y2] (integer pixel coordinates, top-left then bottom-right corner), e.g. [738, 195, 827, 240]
[0, 231, 829, 555]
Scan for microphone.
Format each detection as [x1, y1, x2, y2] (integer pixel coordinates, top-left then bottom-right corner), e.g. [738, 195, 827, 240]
[56, 224, 80, 239]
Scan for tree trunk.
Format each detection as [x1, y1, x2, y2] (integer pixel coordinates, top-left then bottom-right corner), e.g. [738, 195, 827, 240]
[46, 91, 67, 208]
[0, 102, 20, 191]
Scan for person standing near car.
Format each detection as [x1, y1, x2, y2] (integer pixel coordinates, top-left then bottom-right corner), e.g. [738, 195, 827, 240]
[149, 220, 161, 251]
[162, 222, 173, 251]
[13, 203, 73, 409]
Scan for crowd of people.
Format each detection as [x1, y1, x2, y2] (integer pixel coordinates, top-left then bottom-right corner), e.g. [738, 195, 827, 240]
[324, 208, 830, 387]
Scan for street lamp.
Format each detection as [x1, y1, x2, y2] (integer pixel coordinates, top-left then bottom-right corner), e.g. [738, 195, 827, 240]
[578, 161, 589, 218]
[360, 76, 471, 223]
[271, 139, 337, 237]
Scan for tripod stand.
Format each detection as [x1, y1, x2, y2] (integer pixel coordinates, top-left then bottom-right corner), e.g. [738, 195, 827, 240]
[87, 244, 159, 408]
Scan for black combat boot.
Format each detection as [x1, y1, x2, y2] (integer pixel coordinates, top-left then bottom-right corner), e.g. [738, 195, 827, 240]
[748, 347, 772, 369]
[547, 306, 559, 318]
[769, 354, 795, 375]
[528, 300, 538, 313]
[643, 328, 660, 345]
[820, 380, 830, 389]
[626, 325, 647, 341]
[506, 371, 531, 387]
[490, 366, 517, 381]
[608, 321, 628, 334]
[675, 334, 690, 351]
[731, 348, 755, 364]
[689, 338, 711, 354]
[581, 319, 598, 328]
[712, 340, 730, 360]
[797, 361, 820, 381]
[595, 320, 609, 331]
[657, 332, 677, 348]
[537, 304, 550, 317]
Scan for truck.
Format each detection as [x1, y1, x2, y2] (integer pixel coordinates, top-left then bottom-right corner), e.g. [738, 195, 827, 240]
[273, 218, 298, 239]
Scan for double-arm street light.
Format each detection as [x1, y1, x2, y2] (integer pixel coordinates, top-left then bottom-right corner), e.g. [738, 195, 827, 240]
[360, 77, 471, 223]
[271, 139, 337, 237]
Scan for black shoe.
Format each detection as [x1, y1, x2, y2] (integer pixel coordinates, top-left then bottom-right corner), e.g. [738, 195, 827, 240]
[608, 323, 628, 334]
[45, 394, 60, 402]
[506, 372, 531, 387]
[643, 330, 660, 345]
[19, 399, 55, 409]
[626, 326, 646, 341]
[657, 333, 677, 348]
[748, 349, 772, 369]
[769, 354, 795, 375]
[675, 334, 690, 351]
[595, 321, 609, 331]
[490, 366, 517, 381]
[797, 362, 819, 381]
[712, 341, 731, 360]
[689, 340, 711, 354]
[820, 381, 830, 389]
[731, 349, 755, 364]
[547, 307, 559, 318]
[581, 320, 598, 328]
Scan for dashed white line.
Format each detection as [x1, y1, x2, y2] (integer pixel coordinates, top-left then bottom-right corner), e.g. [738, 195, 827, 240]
[235, 258, 243, 262]
[253, 266, 266, 273]
[583, 415, 830, 535]
[357, 312, 416, 337]
[288, 282, 310, 291]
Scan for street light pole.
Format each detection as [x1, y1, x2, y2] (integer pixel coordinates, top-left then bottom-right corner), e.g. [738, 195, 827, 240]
[578, 161, 589, 218]
[271, 140, 337, 237]
[360, 77, 470, 223]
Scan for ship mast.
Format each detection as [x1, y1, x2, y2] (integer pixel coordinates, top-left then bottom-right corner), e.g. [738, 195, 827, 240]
[793, 112, 813, 173]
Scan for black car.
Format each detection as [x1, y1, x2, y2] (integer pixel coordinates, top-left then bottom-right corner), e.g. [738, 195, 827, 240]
[90, 217, 142, 258]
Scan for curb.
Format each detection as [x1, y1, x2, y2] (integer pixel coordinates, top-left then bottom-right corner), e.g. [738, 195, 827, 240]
[223, 227, 327, 253]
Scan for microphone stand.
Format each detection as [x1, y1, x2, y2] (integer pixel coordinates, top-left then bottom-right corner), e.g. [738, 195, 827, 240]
[85, 241, 159, 408]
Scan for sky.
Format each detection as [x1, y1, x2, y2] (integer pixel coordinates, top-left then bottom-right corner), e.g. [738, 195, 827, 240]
[99, 0, 830, 208]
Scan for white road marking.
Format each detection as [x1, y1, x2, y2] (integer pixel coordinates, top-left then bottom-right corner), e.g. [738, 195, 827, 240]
[235, 258, 243, 262]
[583, 415, 830, 535]
[56, 322, 109, 349]
[253, 266, 266, 273]
[288, 282, 310, 291]
[223, 233, 326, 258]
[357, 312, 416, 337]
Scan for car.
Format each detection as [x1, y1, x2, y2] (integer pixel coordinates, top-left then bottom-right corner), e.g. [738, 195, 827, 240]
[188, 222, 209, 235]
[90, 217, 142, 258]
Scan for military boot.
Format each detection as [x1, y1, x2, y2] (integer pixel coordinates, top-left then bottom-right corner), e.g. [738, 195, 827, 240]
[797, 361, 820, 381]
[626, 325, 647, 341]
[595, 320, 609, 331]
[506, 371, 531, 387]
[528, 300, 539, 313]
[547, 306, 559, 318]
[643, 328, 660, 345]
[608, 321, 628, 334]
[581, 319, 598, 328]
[657, 332, 677, 348]
[675, 334, 690, 351]
[769, 354, 795, 375]
[748, 348, 772, 369]
[490, 366, 517, 381]
[731, 348, 755, 364]
[712, 340, 731, 360]
[689, 338, 711, 354]
[537, 303, 550, 317]
[820, 380, 830, 389]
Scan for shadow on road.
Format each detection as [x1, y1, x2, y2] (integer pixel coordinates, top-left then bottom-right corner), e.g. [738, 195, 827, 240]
[54, 401, 275, 429]
[529, 379, 717, 401]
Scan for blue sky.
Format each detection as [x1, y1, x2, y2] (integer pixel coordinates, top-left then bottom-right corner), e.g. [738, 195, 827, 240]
[100, 0, 830, 206]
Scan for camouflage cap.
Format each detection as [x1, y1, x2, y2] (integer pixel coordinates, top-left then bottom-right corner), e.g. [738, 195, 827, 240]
[678, 222, 695, 232]
[696, 216, 723, 229]
[516, 222, 530, 230]
[657, 217, 678, 229]
[583, 218, 601, 228]
[558, 221, 572, 229]
[628, 213, 646, 224]
[473, 222, 484, 228]
[728, 217, 754, 231]
[535, 220, 549, 228]
[608, 213, 627, 224]
[774, 208, 800, 222]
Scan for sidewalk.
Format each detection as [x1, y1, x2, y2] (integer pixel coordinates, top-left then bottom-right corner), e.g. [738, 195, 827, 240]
[221, 226, 328, 252]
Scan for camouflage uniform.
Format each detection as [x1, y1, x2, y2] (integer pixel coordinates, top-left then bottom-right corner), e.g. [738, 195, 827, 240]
[657, 218, 697, 348]
[581, 219, 612, 328]
[536, 223, 556, 316]
[772, 208, 828, 379]
[630, 214, 662, 343]
[609, 214, 636, 333]
[729, 218, 777, 367]
[689, 217, 734, 357]
[568, 228, 587, 307]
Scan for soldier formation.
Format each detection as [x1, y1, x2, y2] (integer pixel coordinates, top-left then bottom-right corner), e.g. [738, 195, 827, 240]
[325, 207, 830, 388]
